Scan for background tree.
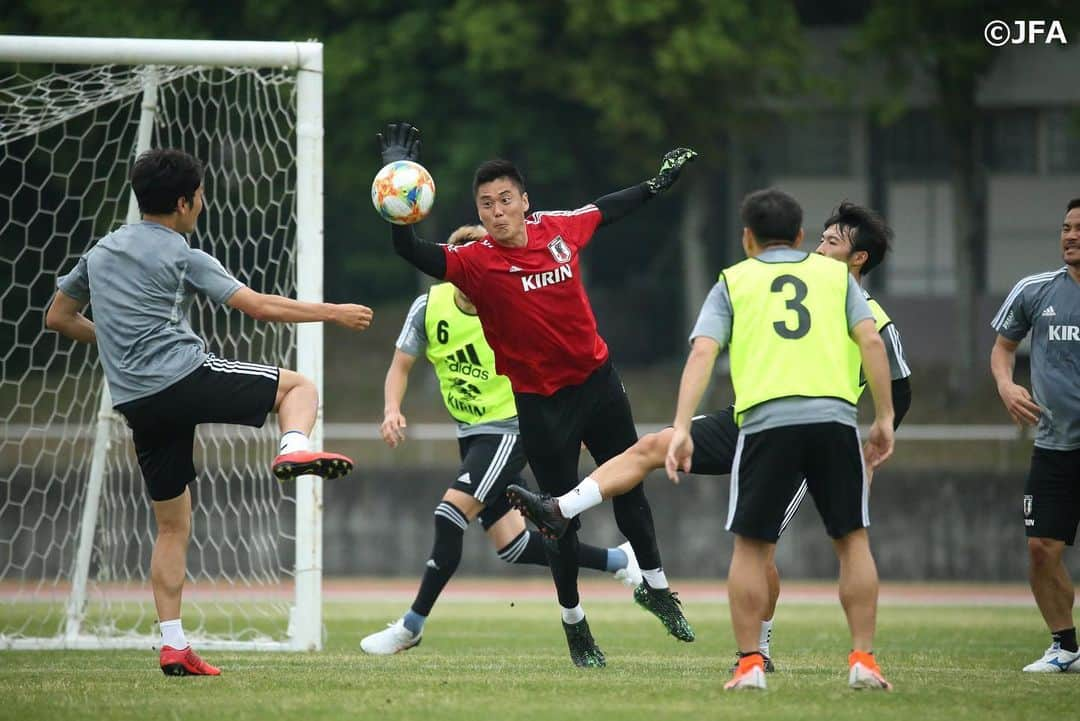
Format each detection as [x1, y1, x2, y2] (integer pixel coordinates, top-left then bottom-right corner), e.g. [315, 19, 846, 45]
[452, 0, 807, 330]
[856, 0, 1080, 398]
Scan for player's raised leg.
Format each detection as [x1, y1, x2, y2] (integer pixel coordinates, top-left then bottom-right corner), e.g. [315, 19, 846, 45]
[271, 368, 353, 481]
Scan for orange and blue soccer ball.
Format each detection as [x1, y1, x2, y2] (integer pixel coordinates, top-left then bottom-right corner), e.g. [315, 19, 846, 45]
[371, 160, 436, 225]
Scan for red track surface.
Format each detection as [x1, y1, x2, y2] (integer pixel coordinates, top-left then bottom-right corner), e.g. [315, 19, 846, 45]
[324, 578, 1032, 606]
[1, 578, 1034, 606]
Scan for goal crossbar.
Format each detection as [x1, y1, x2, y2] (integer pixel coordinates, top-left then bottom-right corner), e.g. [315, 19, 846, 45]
[0, 36, 321, 71]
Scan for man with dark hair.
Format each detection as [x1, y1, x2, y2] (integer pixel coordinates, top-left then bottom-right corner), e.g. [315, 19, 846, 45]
[359, 225, 640, 655]
[45, 147, 372, 676]
[129, 148, 205, 214]
[661, 187, 895, 690]
[511, 200, 911, 671]
[991, 197, 1080, 672]
[377, 123, 696, 667]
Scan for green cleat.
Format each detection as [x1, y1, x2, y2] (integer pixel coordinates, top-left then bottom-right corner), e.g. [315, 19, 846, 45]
[562, 618, 606, 668]
[633, 580, 695, 642]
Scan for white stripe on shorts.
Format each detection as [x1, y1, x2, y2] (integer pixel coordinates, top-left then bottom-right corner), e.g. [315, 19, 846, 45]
[724, 431, 746, 531]
[203, 355, 278, 381]
[475, 434, 516, 502]
[856, 426, 870, 528]
[778, 479, 808, 537]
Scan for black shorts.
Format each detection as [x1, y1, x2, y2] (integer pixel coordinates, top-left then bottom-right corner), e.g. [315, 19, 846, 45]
[727, 422, 868, 542]
[686, 407, 807, 537]
[115, 355, 279, 502]
[687, 407, 739, 475]
[514, 360, 638, 532]
[453, 433, 528, 530]
[1024, 447, 1080, 545]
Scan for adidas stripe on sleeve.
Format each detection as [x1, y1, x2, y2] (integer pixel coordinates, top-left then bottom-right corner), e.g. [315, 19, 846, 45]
[992, 269, 1065, 341]
[395, 294, 428, 356]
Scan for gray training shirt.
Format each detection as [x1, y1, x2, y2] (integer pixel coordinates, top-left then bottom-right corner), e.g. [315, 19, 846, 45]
[397, 293, 520, 438]
[992, 267, 1080, 451]
[56, 221, 243, 405]
[690, 247, 875, 435]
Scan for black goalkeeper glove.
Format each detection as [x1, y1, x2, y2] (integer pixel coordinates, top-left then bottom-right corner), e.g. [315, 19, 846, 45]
[644, 147, 698, 196]
[377, 122, 422, 165]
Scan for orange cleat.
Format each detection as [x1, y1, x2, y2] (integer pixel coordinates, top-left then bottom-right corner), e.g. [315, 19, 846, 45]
[159, 645, 221, 676]
[724, 652, 767, 690]
[272, 450, 353, 481]
[848, 650, 892, 690]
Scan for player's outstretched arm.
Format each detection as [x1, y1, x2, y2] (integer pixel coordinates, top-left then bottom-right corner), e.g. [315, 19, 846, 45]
[595, 147, 698, 227]
[376, 122, 448, 278]
[381, 349, 417, 448]
[226, 287, 373, 331]
[990, 334, 1041, 426]
[665, 336, 720, 483]
[45, 290, 96, 344]
[852, 319, 894, 469]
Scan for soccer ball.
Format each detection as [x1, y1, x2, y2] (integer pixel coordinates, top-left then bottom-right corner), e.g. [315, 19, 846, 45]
[371, 160, 436, 225]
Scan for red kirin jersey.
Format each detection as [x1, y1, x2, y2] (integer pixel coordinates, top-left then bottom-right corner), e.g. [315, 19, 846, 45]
[442, 205, 609, 396]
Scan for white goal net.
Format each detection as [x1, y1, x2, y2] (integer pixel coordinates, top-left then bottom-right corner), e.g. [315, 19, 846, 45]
[0, 37, 325, 651]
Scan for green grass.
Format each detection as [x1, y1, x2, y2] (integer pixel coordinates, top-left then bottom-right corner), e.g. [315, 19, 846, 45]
[2, 600, 1079, 721]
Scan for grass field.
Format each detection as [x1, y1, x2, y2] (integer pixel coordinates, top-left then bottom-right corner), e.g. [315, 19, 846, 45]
[3, 590, 1080, 721]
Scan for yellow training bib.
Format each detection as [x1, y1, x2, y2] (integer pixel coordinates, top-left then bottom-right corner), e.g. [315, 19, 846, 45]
[722, 252, 859, 425]
[424, 283, 517, 425]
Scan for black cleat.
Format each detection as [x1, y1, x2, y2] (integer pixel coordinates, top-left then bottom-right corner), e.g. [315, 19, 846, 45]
[633, 580, 695, 642]
[506, 484, 569, 540]
[730, 652, 776, 673]
[563, 618, 606, 668]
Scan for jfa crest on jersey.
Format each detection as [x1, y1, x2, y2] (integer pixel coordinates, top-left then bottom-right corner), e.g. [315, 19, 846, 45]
[548, 235, 572, 263]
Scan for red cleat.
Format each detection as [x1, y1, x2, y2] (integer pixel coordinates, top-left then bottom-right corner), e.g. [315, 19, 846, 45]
[272, 450, 353, 481]
[159, 645, 221, 676]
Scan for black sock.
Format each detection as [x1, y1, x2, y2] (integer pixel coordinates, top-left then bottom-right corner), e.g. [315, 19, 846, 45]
[410, 501, 466, 617]
[542, 530, 581, 609]
[498, 530, 545, 564]
[576, 542, 609, 571]
[1053, 627, 1078, 653]
[497, 530, 618, 573]
[611, 484, 662, 570]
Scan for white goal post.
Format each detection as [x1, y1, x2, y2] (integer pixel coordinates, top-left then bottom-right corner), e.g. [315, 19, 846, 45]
[0, 36, 325, 651]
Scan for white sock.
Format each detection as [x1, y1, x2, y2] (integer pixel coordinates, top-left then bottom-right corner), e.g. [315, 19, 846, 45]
[557, 477, 603, 519]
[278, 430, 310, 455]
[759, 618, 773, 656]
[641, 567, 668, 589]
[159, 618, 188, 650]
[561, 604, 586, 625]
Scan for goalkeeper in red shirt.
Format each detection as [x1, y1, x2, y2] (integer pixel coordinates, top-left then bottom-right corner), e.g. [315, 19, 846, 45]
[378, 123, 696, 667]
